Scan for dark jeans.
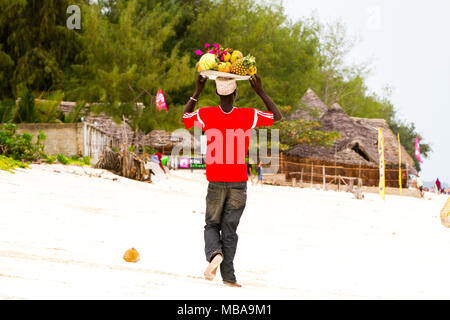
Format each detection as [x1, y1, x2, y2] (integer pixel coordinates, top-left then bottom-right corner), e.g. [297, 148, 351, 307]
[204, 181, 247, 282]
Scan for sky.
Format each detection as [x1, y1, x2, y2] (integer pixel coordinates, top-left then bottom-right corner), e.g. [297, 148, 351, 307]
[282, 0, 450, 185]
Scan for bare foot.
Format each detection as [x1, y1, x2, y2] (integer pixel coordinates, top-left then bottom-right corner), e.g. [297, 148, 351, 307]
[223, 280, 242, 288]
[204, 254, 223, 281]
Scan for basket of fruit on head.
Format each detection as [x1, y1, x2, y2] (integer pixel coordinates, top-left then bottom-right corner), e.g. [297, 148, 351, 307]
[195, 43, 257, 80]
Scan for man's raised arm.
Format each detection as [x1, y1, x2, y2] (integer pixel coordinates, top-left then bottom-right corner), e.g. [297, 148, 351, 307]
[182, 75, 207, 123]
[249, 74, 283, 122]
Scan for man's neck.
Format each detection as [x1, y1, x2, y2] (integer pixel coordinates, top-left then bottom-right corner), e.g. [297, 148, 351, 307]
[219, 104, 234, 113]
[219, 95, 235, 113]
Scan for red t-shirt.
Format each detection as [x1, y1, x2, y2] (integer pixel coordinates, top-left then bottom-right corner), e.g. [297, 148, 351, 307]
[183, 106, 274, 182]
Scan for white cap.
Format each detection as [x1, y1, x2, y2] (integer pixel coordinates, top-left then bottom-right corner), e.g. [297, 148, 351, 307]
[216, 77, 237, 95]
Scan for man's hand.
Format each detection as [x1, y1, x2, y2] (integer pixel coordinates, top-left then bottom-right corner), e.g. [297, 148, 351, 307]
[194, 74, 208, 97]
[249, 74, 264, 95]
[182, 75, 208, 122]
[249, 74, 283, 121]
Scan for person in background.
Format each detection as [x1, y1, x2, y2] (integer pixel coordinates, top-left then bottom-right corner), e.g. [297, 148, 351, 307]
[161, 155, 170, 170]
[151, 152, 166, 173]
[246, 160, 254, 186]
[256, 161, 264, 187]
[435, 178, 442, 194]
[416, 175, 424, 198]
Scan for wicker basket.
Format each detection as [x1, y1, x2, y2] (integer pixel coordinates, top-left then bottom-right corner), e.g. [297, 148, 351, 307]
[200, 70, 251, 80]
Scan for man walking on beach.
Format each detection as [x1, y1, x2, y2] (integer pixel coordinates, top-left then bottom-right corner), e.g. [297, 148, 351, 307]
[182, 74, 282, 287]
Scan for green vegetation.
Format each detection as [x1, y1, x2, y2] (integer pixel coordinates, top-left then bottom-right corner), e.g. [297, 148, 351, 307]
[44, 155, 56, 164]
[56, 154, 70, 165]
[82, 156, 92, 166]
[56, 154, 91, 166]
[0, 155, 28, 173]
[0, 89, 84, 124]
[144, 146, 159, 155]
[274, 119, 341, 151]
[0, 0, 430, 171]
[0, 124, 46, 161]
[63, 101, 88, 123]
[0, 124, 91, 169]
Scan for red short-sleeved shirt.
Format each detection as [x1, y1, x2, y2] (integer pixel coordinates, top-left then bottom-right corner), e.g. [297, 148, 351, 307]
[183, 106, 274, 182]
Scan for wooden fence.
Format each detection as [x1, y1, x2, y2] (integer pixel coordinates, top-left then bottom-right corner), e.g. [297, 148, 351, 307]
[261, 154, 408, 188]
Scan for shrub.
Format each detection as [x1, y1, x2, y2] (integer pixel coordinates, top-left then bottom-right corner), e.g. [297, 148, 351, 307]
[56, 154, 69, 165]
[0, 155, 28, 173]
[0, 124, 46, 161]
[45, 155, 56, 164]
[82, 156, 91, 165]
[55, 154, 91, 166]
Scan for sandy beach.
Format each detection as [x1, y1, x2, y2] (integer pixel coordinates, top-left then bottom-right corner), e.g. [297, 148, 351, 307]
[0, 164, 448, 300]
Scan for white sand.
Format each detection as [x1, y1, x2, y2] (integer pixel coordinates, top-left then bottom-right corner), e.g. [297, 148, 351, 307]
[0, 164, 448, 300]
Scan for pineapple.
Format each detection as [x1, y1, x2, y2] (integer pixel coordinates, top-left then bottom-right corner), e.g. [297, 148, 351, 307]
[230, 59, 246, 75]
[231, 55, 256, 76]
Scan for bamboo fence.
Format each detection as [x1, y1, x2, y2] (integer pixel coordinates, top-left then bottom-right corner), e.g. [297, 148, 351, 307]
[260, 154, 408, 188]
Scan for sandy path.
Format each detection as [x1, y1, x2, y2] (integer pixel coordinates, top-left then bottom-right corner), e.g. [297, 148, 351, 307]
[0, 165, 448, 299]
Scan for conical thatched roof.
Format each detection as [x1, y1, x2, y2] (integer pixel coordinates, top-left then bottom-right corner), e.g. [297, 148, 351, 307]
[287, 92, 418, 175]
[288, 88, 328, 121]
[352, 117, 416, 173]
[288, 103, 377, 165]
[329, 102, 344, 112]
[141, 129, 200, 151]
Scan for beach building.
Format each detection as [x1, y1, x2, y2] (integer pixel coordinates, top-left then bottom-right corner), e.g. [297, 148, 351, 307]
[16, 122, 119, 164]
[280, 89, 416, 187]
[58, 101, 200, 155]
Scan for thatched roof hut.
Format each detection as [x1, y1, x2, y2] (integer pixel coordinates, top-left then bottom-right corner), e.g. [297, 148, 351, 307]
[288, 88, 328, 121]
[286, 91, 417, 175]
[288, 102, 376, 166]
[141, 129, 200, 152]
[352, 117, 416, 172]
